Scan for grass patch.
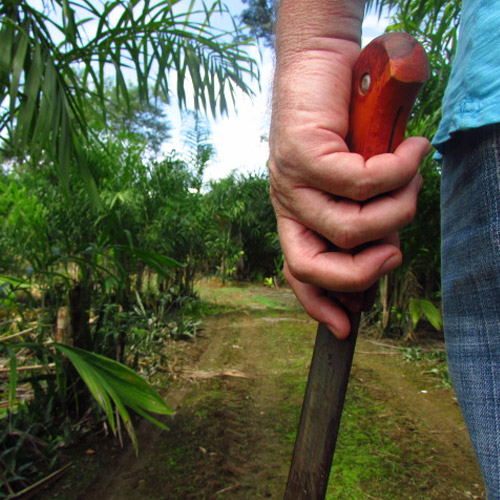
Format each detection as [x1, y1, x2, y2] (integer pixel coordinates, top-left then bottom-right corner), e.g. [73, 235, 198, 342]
[401, 346, 452, 388]
[195, 281, 300, 313]
[184, 295, 234, 317]
[277, 372, 452, 500]
[327, 386, 407, 499]
[252, 294, 295, 311]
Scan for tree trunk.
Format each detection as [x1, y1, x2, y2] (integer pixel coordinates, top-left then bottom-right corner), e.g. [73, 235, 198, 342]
[136, 262, 145, 294]
[55, 306, 73, 345]
[69, 284, 92, 351]
[380, 275, 390, 333]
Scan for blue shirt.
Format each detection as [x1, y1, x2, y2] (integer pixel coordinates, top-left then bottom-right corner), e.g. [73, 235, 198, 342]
[433, 0, 500, 154]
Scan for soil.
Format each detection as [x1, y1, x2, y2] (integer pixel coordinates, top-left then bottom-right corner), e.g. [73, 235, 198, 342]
[41, 280, 486, 500]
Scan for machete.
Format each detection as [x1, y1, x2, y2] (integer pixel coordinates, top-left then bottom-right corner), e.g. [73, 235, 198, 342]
[284, 32, 430, 500]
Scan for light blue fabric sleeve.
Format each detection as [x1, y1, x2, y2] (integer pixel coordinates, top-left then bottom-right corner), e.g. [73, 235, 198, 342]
[433, 0, 500, 155]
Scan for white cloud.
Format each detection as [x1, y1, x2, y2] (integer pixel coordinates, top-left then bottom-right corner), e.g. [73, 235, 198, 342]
[362, 9, 392, 46]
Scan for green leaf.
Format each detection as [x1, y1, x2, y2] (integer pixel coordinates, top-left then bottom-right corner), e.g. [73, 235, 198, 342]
[58, 345, 117, 431]
[408, 298, 422, 330]
[52, 343, 173, 454]
[1, 0, 259, 196]
[0, 22, 13, 77]
[9, 30, 29, 117]
[420, 299, 443, 331]
[0, 275, 30, 288]
[408, 298, 443, 332]
[112, 245, 184, 276]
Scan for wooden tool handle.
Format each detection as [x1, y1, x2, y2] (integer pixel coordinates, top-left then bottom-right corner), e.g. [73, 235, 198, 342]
[337, 32, 430, 314]
[347, 32, 429, 158]
[284, 33, 429, 500]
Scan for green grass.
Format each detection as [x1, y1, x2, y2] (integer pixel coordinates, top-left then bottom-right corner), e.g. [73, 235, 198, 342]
[275, 374, 435, 500]
[252, 294, 295, 311]
[327, 388, 405, 499]
[182, 296, 233, 317]
[401, 346, 452, 388]
[195, 282, 299, 313]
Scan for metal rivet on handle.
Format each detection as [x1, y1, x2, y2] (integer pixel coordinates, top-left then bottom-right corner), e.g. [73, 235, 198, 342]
[360, 73, 371, 94]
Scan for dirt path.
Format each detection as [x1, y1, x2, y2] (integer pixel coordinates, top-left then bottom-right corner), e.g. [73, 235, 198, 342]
[45, 282, 485, 500]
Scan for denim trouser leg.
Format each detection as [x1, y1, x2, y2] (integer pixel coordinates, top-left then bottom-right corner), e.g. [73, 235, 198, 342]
[441, 124, 500, 499]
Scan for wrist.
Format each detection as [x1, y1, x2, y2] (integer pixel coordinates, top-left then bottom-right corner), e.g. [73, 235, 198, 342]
[271, 1, 365, 142]
[275, 0, 364, 66]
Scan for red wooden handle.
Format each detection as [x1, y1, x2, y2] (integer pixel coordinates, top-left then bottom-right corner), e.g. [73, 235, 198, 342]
[338, 33, 430, 313]
[347, 32, 430, 158]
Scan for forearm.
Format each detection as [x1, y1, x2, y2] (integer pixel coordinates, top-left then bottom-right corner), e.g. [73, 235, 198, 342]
[271, 0, 365, 152]
[275, 0, 365, 57]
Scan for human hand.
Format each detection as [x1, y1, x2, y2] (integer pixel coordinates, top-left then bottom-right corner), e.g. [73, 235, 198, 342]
[270, 36, 430, 339]
[270, 139, 429, 339]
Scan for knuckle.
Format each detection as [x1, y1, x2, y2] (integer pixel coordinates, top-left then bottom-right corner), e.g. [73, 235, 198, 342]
[403, 203, 417, 225]
[345, 271, 372, 292]
[286, 257, 313, 284]
[331, 214, 361, 250]
[333, 226, 357, 250]
[270, 138, 299, 173]
[398, 199, 418, 227]
[268, 169, 293, 213]
[349, 176, 373, 202]
[269, 183, 277, 205]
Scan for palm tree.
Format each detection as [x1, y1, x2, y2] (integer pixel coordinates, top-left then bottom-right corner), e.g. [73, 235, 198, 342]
[0, 0, 258, 191]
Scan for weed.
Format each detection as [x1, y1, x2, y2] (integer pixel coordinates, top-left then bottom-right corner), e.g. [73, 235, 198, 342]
[401, 347, 452, 388]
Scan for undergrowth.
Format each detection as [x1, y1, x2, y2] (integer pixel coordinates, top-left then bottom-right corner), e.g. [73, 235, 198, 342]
[401, 346, 452, 388]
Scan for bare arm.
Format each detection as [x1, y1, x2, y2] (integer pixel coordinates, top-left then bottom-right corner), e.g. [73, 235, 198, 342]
[269, 0, 430, 338]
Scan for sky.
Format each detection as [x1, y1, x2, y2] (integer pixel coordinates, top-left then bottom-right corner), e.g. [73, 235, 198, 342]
[164, 1, 392, 183]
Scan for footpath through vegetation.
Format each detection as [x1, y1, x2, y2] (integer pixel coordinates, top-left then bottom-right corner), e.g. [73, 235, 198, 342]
[40, 280, 484, 500]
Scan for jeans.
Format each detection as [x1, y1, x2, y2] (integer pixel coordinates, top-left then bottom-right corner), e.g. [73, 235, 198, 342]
[441, 124, 500, 499]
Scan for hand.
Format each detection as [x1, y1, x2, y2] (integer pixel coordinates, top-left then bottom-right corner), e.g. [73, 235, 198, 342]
[270, 138, 429, 339]
[270, 40, 430, 339]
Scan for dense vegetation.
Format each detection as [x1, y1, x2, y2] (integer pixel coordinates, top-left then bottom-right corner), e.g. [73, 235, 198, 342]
[0, 0, 458, 496]
[0, 1, 272, 495]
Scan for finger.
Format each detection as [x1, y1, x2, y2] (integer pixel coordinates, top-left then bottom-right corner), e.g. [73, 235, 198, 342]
[276, 136, 430, 201]
[284, 262, 351, 339]
[279, 217, 402, 293]
[274, 173, 422, 249]
[332, 232, 400, 312]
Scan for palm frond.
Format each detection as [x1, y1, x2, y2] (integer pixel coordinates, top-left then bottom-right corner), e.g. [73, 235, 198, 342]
[0, 0, 258, 191]
[53, 342, 173, 454]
